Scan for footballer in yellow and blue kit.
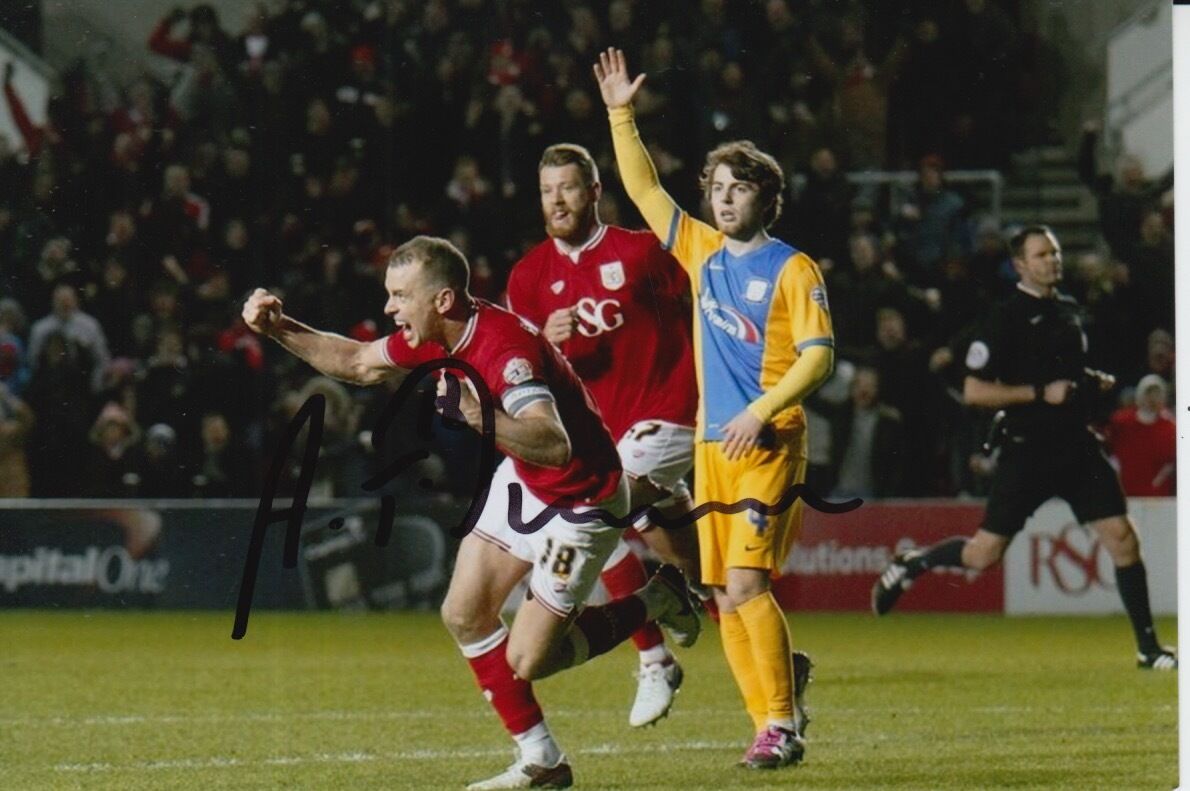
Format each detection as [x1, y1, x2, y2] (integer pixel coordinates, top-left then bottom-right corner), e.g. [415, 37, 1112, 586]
[663, 209, 834, 585]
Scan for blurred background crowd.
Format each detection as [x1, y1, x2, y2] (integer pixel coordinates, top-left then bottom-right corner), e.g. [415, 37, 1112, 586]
[0, 0, 1175, 502]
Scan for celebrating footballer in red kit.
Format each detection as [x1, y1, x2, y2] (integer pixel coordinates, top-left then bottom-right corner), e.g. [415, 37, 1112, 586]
[242, 236, 701, 789]
[507, 144, 703, 728]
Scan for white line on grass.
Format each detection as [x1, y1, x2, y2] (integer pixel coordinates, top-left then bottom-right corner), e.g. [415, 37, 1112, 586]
[54, 740, 743, 774]
[10, 702, 1173, 730]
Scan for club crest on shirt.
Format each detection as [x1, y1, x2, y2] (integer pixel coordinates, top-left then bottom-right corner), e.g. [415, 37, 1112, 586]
[503, 357, 534, 386]
[600, 261, 626, 291]
[744, 278, 770, 303]
[550, 280, 565, 294]
[810, 286, 829, 311]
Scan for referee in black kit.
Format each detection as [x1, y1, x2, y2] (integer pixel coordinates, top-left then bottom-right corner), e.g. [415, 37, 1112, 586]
[870, 225, 1176, 670]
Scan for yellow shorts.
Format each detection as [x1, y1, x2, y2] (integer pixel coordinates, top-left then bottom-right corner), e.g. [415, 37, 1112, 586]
[695, 438, 807, 587]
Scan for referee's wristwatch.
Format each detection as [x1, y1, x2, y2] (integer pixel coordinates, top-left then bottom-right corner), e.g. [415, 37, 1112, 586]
[1033, 383, 1045, 403]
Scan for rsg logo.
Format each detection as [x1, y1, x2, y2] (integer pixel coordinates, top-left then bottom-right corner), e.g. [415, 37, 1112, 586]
[1029, 524, 1115, 594]
[575, 297, 624, 337]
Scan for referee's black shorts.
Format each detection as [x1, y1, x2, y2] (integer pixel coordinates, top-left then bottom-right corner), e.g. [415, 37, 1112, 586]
[983, 430, 1127, 538]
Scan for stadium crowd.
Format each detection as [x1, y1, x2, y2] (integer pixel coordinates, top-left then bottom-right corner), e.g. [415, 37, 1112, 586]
[0, 0, 1174, 500]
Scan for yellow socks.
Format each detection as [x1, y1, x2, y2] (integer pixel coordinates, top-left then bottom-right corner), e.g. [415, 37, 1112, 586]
[718, 611, 767, 732]
[735, 592, 794, 726]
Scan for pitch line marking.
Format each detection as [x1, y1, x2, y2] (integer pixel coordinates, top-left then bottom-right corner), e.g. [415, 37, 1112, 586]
[10, 702, 1174, 730]
[53, 740, 743, 773]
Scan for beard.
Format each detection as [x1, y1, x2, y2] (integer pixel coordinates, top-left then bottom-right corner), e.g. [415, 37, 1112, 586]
[544, 207, 594, 245]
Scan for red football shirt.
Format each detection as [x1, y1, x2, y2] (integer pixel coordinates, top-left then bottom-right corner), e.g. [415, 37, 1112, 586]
[382, 300, 623, 505]
[506, 225, 697, 441]
[1107, 406, 1176, 496]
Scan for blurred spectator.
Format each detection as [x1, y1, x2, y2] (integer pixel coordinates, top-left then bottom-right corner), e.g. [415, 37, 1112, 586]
[802, 359, 855, 496]
[948, 0, 1020, 168]
[27, 283, 111, 393]
[895, 155, 968, 283]
[1108, 375, 1175, 496]
[889, 15, 958, 167]
[702, 60, 763, 144]
[812, 367, 905, 500]
[88, 255, 140, 356]
[0, 382, 34, 497]
[0, 298, 30, 396]
[19, 237, 87, 316]
[829, 233, 909, 358]
[806, 14, 906, 169]
[192, 411, 254, 497]
[296, 376, 367, 498]
[1128, 329, 1176, 404]
[138, 327, 193, 430]
[869, 306, 938, 494]
[1066, 252, 1136, 377]
[1078, 120, 1174, 259]
[140, 423, 191, 497]
[967, 216, 1016, 300]
[25, 331, 92, 496]
[1124, 209, 1174, 339]
[2, 60, 64, 159]
[787, 146, 853, 266]
[235, 2, 275, 75]
[143, 163, 210, 279]
[84, 402, 143, 497]
[148, 4, 235, 68]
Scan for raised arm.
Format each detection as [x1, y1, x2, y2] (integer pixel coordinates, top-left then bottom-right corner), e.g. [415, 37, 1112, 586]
[242, 288, 401, 386]
[594, 48, 680, 242]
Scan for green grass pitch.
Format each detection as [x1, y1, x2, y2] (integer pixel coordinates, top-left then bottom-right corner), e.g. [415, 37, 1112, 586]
[0, 611, 1176, 790]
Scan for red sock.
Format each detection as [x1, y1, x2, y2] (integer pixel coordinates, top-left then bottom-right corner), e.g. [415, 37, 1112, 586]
[464, 631, 543, 735]
[600, 550, 665, 652]
[701, 595, 721, 624]
[574, 596, 648, 659]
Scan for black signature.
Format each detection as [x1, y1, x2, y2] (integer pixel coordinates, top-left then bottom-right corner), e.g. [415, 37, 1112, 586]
[232, 361, 861, 639]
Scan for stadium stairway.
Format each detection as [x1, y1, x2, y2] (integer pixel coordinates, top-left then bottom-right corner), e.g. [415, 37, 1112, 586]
[1000, 144, 1101, 258]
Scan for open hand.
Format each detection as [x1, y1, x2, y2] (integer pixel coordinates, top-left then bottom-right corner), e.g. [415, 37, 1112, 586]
[593, 48, 645, 109]
[721, 409, 765, 461]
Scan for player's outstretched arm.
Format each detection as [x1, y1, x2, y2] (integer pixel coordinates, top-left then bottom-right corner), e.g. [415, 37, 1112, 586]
[594, 47, 679, 242]
[242, 288, 402, 386]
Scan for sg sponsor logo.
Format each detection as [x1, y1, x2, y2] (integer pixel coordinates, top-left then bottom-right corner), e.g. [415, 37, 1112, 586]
[575, 297, 624, 337]
[1029, 524, 1114, 595]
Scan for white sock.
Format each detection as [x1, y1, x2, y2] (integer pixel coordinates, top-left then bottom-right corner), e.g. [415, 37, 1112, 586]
[768, 716, 796, 732]
[639, 644, 670, 666]
[513, 721, 562, 766]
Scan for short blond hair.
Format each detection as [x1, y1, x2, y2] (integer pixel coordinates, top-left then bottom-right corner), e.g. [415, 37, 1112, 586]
[539, 143, 599, 186]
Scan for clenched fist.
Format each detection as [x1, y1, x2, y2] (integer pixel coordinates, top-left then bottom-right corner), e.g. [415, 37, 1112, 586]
[542, 307, 578, 345]
[242, 288, 283, 335]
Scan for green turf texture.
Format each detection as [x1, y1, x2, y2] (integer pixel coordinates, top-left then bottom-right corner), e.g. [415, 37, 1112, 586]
[0, 611, 1176, 790]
